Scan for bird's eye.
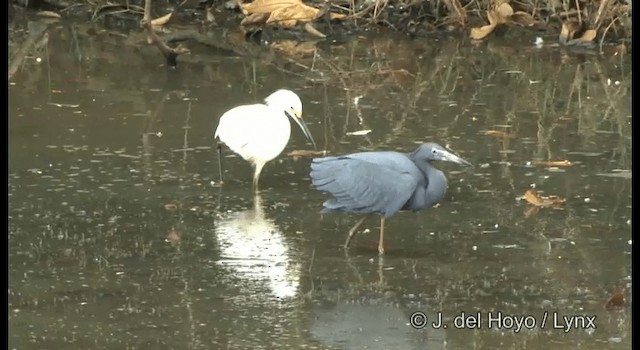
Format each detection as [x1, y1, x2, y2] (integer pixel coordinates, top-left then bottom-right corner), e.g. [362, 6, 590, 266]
[432, 149, 437, 154]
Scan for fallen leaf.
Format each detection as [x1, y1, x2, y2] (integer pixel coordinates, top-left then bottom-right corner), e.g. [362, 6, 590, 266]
[242, 0, 299, 14]
[346, 129, 372, 136]
[242, 0, 345, 27]
[470, 24, 496, 40]
[495, 3, 513, 23]
[484, 130, 515, 138]
[523, 189, 566, 207]
[578, 29, 596, 43]
[605, 287, 625, 310]
[151, 13, 173, 27]
[304, 22, 325, 38]
[241, 12, 270, 25]
[531, 160, 573, 167]
[510, 11, 536, 26]
[287, 149, 329, 157]
[267, 3, 318, 27]
[559, 20, 580, 45]
[37, 10, 61, 18]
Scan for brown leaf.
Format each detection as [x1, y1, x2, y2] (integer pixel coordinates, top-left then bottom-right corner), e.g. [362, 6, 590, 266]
[151, 13, 173, 27]
[484, 130, 515, 138]
[304, 22, 326, 38]
[271, 40, 317, 58]
[241, 12, 270, 25]
[242, 0, 299, 14]
[605, 287, 625, 310]
[523, 189, 566, 207]
[470, 24, 496, 40]
[495, 3, 513, 22]
[510, 11, 536, 26]
[531, 160, 573, 167]
[37, 10, 61, 18]
[267, 3, 320, 27]
[559, 20, 580, 44]
[287, 149, 329, 157]
[578, 29, 597, 43]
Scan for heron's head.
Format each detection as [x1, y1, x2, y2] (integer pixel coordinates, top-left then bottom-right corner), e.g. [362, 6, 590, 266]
[415, 143, 472, 167]
[265, 89, 316, 149]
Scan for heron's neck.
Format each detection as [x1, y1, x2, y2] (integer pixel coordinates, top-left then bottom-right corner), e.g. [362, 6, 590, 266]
[408, 154, 448, 206]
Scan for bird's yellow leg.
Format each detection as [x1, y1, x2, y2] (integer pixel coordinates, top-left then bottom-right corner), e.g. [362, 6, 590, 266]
[344, 216, 368, 249]
[378, 216, 385, 255]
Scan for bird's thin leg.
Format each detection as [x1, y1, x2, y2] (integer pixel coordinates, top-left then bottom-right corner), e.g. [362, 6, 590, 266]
[217, 144, 224, 184]
[378, 216, 385, 255]
[252, 161, 265, 192]
[344, 216, 368, 249]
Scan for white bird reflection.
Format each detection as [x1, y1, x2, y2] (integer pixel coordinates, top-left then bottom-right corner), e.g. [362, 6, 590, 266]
[214, 194, 300, 300]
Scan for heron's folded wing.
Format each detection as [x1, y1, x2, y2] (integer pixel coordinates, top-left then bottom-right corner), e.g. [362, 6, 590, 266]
[310, 157, 419, 218]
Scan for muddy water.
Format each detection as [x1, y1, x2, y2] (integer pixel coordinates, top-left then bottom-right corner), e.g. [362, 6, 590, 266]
[9, 14, 631, 350]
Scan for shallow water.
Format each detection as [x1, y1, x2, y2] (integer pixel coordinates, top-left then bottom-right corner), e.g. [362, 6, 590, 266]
[9, 12, 631, 350]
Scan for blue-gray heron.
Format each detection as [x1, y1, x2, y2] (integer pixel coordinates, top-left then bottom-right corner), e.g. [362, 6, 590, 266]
[214, 89, 316, 190]
[310, 143, 472, 255]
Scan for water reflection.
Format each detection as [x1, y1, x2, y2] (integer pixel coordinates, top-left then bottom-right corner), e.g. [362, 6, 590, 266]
[214, 194, 300, 300]
[310, 255, 446, 349]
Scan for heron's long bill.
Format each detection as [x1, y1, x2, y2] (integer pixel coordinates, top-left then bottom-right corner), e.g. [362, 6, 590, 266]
[441, 149, 473, 167]
[292, 112, 317, 149]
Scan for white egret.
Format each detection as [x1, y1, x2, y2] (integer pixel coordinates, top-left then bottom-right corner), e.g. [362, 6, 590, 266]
[214, 89, 316, 190]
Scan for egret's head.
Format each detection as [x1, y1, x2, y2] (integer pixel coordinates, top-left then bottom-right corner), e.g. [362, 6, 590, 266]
[265, 89, 303, 119]
[415, 143, 472, 167]
[265, 89, 316, 149]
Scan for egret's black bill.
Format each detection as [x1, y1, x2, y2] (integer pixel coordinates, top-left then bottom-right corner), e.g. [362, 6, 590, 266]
[294, 117, 317, 149]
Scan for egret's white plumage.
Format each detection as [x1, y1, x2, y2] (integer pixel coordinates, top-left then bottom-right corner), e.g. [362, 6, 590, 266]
[214, 89, 316, 190]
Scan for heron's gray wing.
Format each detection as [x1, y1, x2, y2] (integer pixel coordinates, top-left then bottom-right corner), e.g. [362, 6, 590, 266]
[310, 156, 419, 218]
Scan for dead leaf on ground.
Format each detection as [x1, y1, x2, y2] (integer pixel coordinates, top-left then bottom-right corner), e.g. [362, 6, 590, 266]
[578, 29, 597, 43]
[470, 10, 499, 40]
[151, 13, 173, 27]
[267, 3, 319, 27]
[271, 40, 317, 58]
[494, 3, 513, 23]
[523, 189, 566, 207]
[531, 160, 573, 167]
[484, 130, 515, 138]
[559, 20, 581, 44]
[287, 149, 329, 157]
[605, 287, 625, 310]
[241, 12, 271, 25]
[241, 0, 346, 28]
[37, 11, 61, 18]
[510, 11, 536, 27]
[470, 23, 497, 40]
[242, 0, 299, 14]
